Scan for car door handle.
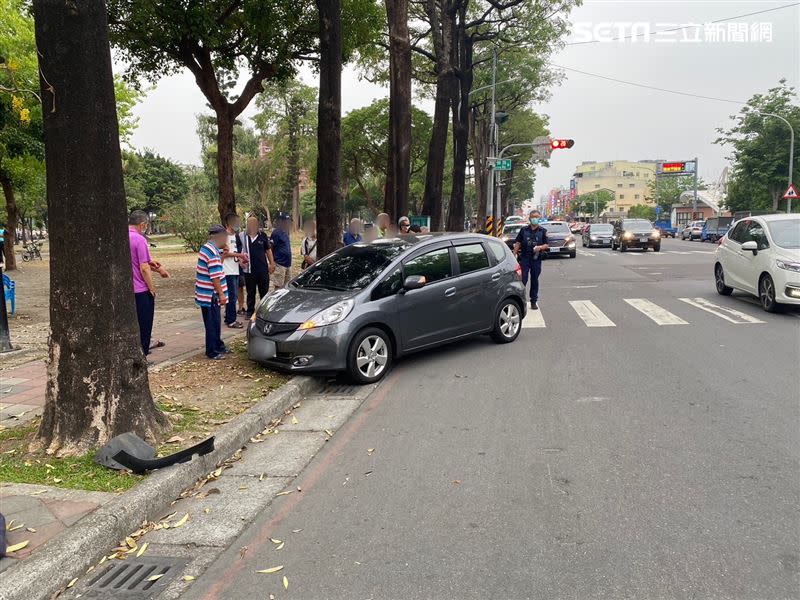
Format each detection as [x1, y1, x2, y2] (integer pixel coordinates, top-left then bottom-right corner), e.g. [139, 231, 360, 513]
[491, 273, 501, 282]
[444, 287, 457, 297]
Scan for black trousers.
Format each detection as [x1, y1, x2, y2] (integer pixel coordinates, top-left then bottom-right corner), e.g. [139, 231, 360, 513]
[134, 291, 155, 356]
[245, 271, 270, 317]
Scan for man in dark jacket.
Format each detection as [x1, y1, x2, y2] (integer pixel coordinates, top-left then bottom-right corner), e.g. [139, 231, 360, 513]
[513, 210, 549, 310]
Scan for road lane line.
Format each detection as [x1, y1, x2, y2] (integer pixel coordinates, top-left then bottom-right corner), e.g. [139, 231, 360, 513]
[624, 298, 689, 325]
[678, 297, 765, 324]
[579, 251, 596, 257]
[690, 250, 714, 254]
[569, 300, 616, 327]
[522, 309, 546, 328]
[667, 251, 692, 255]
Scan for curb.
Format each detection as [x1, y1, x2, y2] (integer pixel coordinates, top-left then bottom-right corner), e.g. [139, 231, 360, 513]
[0, 375, 322, 600]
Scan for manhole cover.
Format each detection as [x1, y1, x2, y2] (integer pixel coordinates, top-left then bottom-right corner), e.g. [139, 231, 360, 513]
[82, 556, 189, 598]
[322, 383, 357, 395]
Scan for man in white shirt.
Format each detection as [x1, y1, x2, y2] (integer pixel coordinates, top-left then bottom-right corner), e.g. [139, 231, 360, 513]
[221, 213, 248, 328]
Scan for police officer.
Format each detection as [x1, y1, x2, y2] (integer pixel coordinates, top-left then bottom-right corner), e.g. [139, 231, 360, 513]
[513, 210, 549, 310]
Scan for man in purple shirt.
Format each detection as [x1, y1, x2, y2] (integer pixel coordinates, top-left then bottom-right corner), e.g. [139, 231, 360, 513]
[129, 211, 169, 356]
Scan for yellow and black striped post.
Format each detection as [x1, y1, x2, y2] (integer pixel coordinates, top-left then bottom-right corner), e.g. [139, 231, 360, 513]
[497, 219, 504, 237]
[484, 215, 494, 236]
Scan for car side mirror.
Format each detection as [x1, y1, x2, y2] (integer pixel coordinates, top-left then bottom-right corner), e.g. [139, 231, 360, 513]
[741, 240, 758, 255]
[401, 275, 426, 293]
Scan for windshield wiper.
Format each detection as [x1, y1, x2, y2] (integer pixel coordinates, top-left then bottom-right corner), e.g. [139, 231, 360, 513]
[299, 284, 349, 291]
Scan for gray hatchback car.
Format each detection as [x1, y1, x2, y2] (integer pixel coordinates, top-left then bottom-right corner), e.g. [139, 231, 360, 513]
[247, 233, 527, 383]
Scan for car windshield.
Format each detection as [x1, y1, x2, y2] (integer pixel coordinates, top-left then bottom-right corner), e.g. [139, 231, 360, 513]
[544, 222, 570, 233]
[767, 219, 800, 249]
[591, 224, 613, 233]
[622, 219, 652, 231]
[504, 225, 523, 235]
[293, 243, 409, 290]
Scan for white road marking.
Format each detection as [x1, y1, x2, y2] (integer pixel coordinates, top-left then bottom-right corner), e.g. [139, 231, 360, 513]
[647, 272, 663, 275]
[690, 250, 714, 254]
[678, 297, 765, 324]
[624, 298, 689, 325]
[576, 396, 608, 402]
[572, 285, 598, 288]
[580, 251, 596, 257]
[569, 300, 616, 327]
[522, 309, 546, 328]
[666, 251, 692, 255]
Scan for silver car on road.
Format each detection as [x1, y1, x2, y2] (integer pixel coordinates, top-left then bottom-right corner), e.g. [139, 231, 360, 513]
[247, 234, 527, 383]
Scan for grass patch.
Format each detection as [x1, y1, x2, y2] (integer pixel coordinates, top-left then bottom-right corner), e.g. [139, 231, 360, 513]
[0, 450, 142, 492]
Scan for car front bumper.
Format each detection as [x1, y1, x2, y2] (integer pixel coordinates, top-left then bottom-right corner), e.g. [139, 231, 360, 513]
[620, 237, 659, 248]
[586, 237, 612, 247]
[247, 320, 351, 373]
[547, 243, 576, 255]
[773, 269, 800, 305]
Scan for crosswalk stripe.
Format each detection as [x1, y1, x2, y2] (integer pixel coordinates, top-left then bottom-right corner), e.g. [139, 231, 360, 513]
[678, 297, 765, 324]
[579, 250, 596, 257]
[569, 300, 616, 327]
[624, 298, 689, 325]
[522, 309, 546, 328]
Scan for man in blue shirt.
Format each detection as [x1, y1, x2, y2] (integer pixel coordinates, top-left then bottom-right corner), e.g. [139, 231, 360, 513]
[513, 210, 549, 310]
[343, 218, 362, 245]
[270, 212, 292, 292]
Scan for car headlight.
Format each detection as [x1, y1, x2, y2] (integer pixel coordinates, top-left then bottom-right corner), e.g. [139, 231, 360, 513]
[299, 299, 354, 331]
[651, 230, 660, 238]
[589, 235, 597, 240]
[776, 259, 800, 273]
[623, 231, 633, 239]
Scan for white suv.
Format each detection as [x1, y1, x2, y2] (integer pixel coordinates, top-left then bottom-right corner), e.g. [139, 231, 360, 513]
[714, 214, 800, 312]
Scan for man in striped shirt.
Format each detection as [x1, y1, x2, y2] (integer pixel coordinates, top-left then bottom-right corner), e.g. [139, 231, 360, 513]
[196, 225, 229, 360]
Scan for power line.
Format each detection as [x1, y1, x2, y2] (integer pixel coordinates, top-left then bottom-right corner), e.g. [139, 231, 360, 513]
[565, 2, 800, 46]
[548, 62, 749, 105]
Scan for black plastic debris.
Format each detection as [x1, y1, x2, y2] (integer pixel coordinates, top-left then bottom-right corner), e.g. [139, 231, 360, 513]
[95, 432, 214, 474]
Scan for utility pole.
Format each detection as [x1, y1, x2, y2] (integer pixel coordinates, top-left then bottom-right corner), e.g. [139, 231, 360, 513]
[692, 157, 698, 217]
[487, 48, 497, 221]
[754, 111, 795, 212]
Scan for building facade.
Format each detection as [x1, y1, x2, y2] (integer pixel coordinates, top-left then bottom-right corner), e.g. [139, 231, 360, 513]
[572, 160, 659, 216]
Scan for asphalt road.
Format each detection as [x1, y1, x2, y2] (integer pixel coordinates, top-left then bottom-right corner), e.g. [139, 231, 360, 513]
[183, 237, 800, 600]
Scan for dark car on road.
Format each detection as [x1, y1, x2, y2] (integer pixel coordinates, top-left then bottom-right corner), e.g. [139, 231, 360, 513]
[582, 223, 613, 248]
[611, 219, 661, 252]
[247, 234, 527, 383]
[501, 223, 524, 250]
[541, 221, 577, 258]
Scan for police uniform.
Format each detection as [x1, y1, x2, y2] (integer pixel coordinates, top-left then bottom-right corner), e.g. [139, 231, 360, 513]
[514, 224, 548, 306]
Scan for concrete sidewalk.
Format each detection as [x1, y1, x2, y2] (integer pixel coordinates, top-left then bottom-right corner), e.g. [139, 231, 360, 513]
[0, 315, 243, 429]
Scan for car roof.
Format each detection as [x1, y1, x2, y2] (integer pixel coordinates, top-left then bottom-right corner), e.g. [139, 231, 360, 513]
[749, 213, 800, 222]
[366, 232, 497, 247]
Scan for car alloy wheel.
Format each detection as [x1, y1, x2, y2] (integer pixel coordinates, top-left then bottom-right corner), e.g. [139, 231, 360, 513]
[348, 327, 392, 384]
[491, 300, 522, 343]
[759, 274, 778, 312]
[715, 264, 733, 296]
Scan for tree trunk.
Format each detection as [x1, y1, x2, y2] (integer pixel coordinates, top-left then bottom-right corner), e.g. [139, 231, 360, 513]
[33, 0, 167, 456]
[0, 174, 18, 270]
[315, 0, 343, 258]
[447, 23, 472, 233]
[471, 108, 488, 231]
[216, 110, 236, 223]
[384, 0, 412, 222]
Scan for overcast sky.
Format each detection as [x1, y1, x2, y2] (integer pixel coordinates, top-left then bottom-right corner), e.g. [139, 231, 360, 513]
[125, 0, 800, 206]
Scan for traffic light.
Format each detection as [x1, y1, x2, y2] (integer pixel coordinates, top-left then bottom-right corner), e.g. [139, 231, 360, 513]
[550, 139, 575, 150]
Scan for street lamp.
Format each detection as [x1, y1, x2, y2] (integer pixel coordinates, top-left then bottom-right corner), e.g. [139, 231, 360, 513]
[751, 110, 795, 212]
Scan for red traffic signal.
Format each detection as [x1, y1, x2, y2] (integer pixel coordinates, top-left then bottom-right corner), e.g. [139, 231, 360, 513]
[550, 139, 575, 150]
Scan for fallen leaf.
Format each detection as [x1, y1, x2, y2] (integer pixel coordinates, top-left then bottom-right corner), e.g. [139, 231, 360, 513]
[172, 513, 189, 528]
[275, 490, 293, 496]
[204, 508, 211, 514]
[452, 480, 461, 485]
[259, 473, 265, 481]
[239, 546, 248, 559]
[125, 536, 136, 549]
[147, 574, 164, 582]
[256, 565, 284, 574]
[182, 575, 195, 582]
[324, 429, 334, 437]
[6, 540, 29, 553]
[275, 542, 284, 550]
[67, 578, 78, 588]
[270, 538, 282, 544]
[283, 575, 289, 589]
[26, 528, 37, 533]
[292, 529, 303, 533]
[291, 415, 298, 425]
[53, 478, 63, 484]
[166, 435, 185, 444]
[30, 490, 45, 496]
[367, 448, 375, 455]
[136, 542, 148, 558]
[238, 486, 249, 491]
[8, 523, 24, 532]
[5, 520, 13, 530]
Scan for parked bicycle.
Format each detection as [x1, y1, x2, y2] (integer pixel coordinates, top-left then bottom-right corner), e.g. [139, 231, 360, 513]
[21, 240, 43, 262]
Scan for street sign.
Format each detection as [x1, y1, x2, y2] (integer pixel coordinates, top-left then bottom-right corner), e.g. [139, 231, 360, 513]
[655, 205, 662, 215]
[783, 183, 799, 199]
[494, 158, 512, 171]
[410, 215, 430, 229]
[657, 161, 697, 176]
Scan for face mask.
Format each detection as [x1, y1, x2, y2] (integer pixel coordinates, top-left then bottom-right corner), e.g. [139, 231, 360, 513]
[232, 225, 241, 232]
[530, 218, 539, 225]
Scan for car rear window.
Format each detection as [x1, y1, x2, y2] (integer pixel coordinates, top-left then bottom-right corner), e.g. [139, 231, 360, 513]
[455, 243, 490, 274]
[293, 243, 408, 291]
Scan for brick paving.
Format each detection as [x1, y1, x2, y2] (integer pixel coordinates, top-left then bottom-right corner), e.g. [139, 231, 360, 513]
[0, 316, 243, 429]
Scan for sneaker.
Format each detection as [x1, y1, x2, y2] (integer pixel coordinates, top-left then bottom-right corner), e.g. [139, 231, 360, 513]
[208, 354, 225, 361]
[531, 301, 538, 310]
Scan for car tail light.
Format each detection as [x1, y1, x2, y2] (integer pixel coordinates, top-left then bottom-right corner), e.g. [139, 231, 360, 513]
[514, 262, 522, 280]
